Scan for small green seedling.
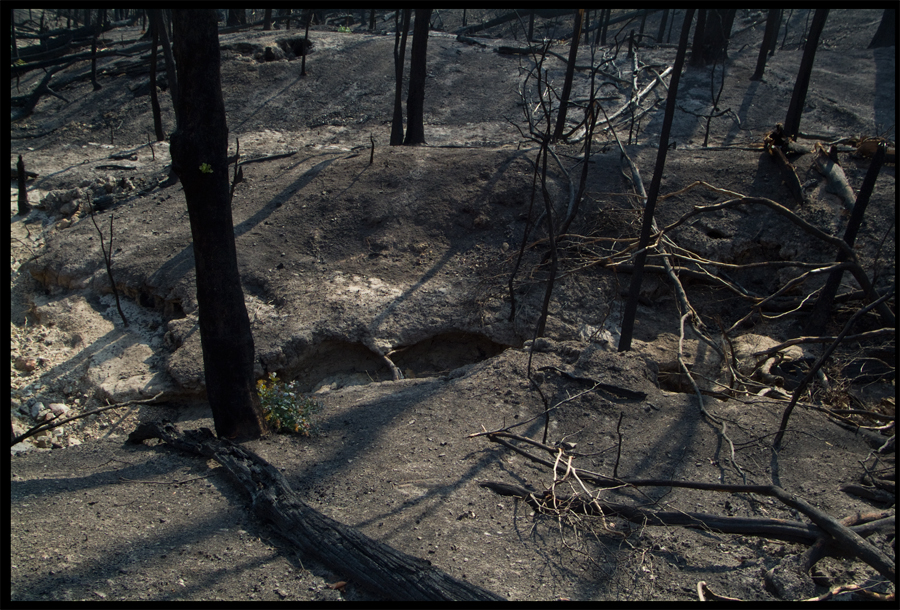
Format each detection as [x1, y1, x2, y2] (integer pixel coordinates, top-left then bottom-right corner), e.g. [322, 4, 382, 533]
[256, 372, 322, 435]
[199, 163, 213, 174]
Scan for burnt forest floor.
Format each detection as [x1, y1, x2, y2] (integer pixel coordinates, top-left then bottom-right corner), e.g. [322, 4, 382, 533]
[9, 9, 896, 602]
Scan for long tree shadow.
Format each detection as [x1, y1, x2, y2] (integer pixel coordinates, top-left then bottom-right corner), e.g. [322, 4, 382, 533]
[145, 153, 342, 294]
[18, 298, 170, 403]
[10, 450, 333, 601]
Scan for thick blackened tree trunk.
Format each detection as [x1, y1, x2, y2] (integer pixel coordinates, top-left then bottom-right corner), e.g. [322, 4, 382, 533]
[169, 9, 267, 441]
[553, 9, 584, 142]
[868, 8, 895, 49]
[783, 9, 829, 140]
[403, 9, 432, 146]
[751, 9, 781, 81]
[691, 9, 734, 65]
[390, 9, 411, 146]
[769, 9, 782, 55]
[691, 9, 707, 64]
[657, 9, 669, 44]
[263, 9, 272, 31]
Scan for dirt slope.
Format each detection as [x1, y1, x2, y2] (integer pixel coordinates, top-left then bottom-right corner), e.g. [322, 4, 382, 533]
[10, 9, 895, 602]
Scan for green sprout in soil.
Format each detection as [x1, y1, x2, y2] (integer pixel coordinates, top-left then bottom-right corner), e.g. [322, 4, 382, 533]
[256, 372, 322, 435]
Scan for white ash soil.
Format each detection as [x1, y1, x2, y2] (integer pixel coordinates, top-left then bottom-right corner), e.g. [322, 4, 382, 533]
[10, 10, 896, 602]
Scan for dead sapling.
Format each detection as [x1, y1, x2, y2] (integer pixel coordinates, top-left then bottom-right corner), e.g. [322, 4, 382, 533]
[16, 154, 31, 216]
[88, 200, 128, 327]
[229, 138, 244, 205]
[676, 54, 733, 147]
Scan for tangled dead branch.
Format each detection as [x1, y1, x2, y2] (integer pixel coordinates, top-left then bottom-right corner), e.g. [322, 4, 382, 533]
[473, 430, 895, 582]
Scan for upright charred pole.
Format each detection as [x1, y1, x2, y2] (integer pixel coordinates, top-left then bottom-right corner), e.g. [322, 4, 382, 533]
[618, 10, 695, 352]
[169, 9, 267, 441]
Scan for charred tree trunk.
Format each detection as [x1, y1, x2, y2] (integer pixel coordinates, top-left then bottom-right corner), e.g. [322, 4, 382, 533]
[301, 10, 311, 76]
[691, 9, 706, 64]
[552, 9, 584, 142]
[691, 9, 734, 65]
[226, 9, 244, 27]
[16, 155, 31, 216]
[263, 8, 272, 31]
[391, 9, 411, 146]
[149, 19, 165, 141]
[804, 144, 888, 336]
[150, 9, 178, 118]
[783, 9, 829, 140]
[667, 9, 678, 44]
[403, 9, 432, 146]
[90, 35, 102, 91]
[128, 423, 505, 600]
[619, 10, 695, 352]
[600, 8, 610, 45]
[169, 9, 267, 442]
[584, 10, 591, 46]
[11, 9, 18, 59]
[657, 9, 669, 44]
[868, 8, 895, 48]
[769, 9, 782, 55]
[751, 9, 781, 81]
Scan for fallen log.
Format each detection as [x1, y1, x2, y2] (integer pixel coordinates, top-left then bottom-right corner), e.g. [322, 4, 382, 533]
[11, 41, 153, 77]
[128, 422, 505, 601]
[11, 59, 76, 118]
[800, 511, 894, 573]
[15, 30, 75, 62]
[455, 35, 488, 47]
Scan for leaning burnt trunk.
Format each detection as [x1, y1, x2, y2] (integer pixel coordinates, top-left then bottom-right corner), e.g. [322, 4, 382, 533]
[782, 9, 829, 140]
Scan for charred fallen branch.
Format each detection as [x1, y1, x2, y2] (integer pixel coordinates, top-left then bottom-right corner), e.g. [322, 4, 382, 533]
[11, 60, 76, 118]
[473, 430, 895, 581]
[773, 288, 895, 449]
[128, 422, 504, 601]
[12, 392, 163, 447]
[480, 480, 893, 547]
